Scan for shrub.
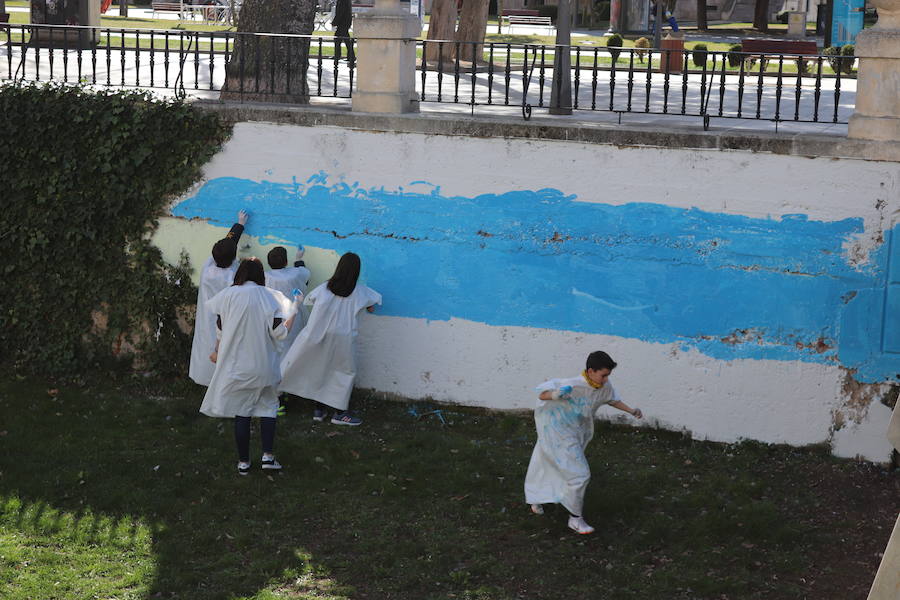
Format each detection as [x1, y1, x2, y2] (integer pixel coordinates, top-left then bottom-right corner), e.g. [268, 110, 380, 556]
[692, 43, 708, 67]
[0, 85, 231, 376]
[823, 45, 854, 74]
[822, 45, 841, 71]
[606, 33, 623, 63]
[634, 36, 650, 63]
[727, 43, 743, 68]
[840, 43, 855, 73]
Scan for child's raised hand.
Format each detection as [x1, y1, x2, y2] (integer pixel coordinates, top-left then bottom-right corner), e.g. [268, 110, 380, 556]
[238, 210, 249, 225]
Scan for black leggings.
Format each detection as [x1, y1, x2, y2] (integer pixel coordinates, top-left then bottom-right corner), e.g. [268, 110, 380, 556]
[234, 416, 276, 463]
[333, 27, 355, 61]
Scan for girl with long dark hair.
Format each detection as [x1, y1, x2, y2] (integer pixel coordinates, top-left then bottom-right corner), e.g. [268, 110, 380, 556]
[279, 252, 381, 426]
[201, 257, 298, 475]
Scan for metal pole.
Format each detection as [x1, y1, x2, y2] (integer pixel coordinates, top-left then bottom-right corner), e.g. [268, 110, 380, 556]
[550, 0, 572, 114]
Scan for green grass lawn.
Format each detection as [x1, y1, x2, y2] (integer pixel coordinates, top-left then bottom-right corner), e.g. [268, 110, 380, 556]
[0, 376, 895, 599]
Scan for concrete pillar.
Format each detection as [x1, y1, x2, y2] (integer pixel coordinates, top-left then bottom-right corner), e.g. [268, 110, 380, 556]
[352, 0, 422, 114]
[847, 0, 900, 141]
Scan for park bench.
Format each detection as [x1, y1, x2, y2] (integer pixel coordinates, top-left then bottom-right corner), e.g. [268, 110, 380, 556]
[151, 1, 184, 17]
[505, 15, 553, 34]
[740, 38, 819, 58]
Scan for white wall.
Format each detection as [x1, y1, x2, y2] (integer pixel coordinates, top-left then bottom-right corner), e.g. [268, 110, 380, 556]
[156, 121, 900, 461]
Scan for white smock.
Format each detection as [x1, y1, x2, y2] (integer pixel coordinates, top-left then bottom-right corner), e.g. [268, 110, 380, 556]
[279, 282, 381, 411]
[524, 376, 620, 516]
[199, 282, 290, 419]
[265, 265, 311, 357]
[189, 257, 237, 386]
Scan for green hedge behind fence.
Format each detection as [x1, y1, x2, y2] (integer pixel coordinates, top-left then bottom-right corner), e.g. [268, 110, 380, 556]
[0, 84, 232, 377]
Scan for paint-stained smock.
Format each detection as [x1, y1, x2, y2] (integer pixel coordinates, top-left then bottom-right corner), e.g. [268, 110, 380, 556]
[279, 282, 381, 411]
[265, 265, 311, 357]
[524, 377, 621, 516]
[199, 282, 290, 419]
[189, 257, 238, 386]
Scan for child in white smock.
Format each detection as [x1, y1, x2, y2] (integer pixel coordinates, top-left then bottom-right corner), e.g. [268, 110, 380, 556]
[524, 351, 643, 534]
[279, 252, 380, 426]
[189, 210, 248, 386]
[201, 258, 298, 475]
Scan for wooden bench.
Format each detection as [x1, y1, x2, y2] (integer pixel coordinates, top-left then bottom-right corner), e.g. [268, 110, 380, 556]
[151, 2, 184, 17]
[740, 38, 819, 57]
[506, 15, 553, 33]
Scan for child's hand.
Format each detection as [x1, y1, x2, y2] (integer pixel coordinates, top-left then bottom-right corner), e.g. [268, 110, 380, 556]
[209, 351, 218, 364]
[295, 245, 305, 261]
[550, 385, 573, 401]
[631, 408, 643, 419]
[238, 210, 249, 225]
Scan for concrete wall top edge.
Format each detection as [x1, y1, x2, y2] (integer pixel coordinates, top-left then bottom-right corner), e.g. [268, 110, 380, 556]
[193, 100, 900, 164]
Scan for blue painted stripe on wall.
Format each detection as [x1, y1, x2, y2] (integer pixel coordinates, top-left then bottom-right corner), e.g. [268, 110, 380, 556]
[173, 175, 896, 382]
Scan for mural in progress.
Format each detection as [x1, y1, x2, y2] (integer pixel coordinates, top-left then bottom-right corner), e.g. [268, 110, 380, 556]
[173, 173, 899, 385]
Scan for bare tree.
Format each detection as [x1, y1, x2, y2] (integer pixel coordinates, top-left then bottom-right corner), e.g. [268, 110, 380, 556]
[221, 0, 317, 103]
[425, 0, 459, 63]
[753, 0, 770, 31]
[455, 0, 490, 64]
[696, 0, 708, 30]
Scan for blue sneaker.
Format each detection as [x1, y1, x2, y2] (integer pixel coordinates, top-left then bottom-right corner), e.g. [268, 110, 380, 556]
[331, 412, 362, 426]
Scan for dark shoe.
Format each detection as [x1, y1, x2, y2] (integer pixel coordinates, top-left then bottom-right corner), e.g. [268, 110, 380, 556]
[237, 461, 251, 476]
[312, 407, 328, 422]
[331, 412, 362, 426]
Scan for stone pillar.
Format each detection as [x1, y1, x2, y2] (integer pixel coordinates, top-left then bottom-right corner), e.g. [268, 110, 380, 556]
[847, 0, 900, 141]
[352, 0, 422, 114]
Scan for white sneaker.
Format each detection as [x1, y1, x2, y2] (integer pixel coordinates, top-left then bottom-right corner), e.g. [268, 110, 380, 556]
[567, 516, 595, 534]
[261, 454, 282, 470]
[530, 504, 544, 515]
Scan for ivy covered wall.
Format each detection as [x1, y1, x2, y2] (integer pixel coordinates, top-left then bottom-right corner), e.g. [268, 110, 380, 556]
[0, 85, 232, 377]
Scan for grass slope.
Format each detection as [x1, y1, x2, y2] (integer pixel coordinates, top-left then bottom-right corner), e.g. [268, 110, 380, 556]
[0, 377, 895, 599]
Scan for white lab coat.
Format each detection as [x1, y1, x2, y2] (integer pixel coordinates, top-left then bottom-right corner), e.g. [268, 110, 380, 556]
[279, 282, 381, 411]
[199, 282, 290, 419]
[265, 265, 311, 357]
[524, 376, 621, 516]
[189, 257, 237, 386]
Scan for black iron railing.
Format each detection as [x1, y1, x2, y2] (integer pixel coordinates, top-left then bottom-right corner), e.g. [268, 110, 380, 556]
[1, 24, 855, 127]
[0, 23, 355, 100]
[417, 39, 856, 128]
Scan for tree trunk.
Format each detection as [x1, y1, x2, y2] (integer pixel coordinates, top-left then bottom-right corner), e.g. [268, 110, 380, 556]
[696, 0, 708, 30]
[455, 0, 489, 64]
[425, 0, 458, 63]
[753, 0, 770, 31]
[221, 0, 316, 103]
